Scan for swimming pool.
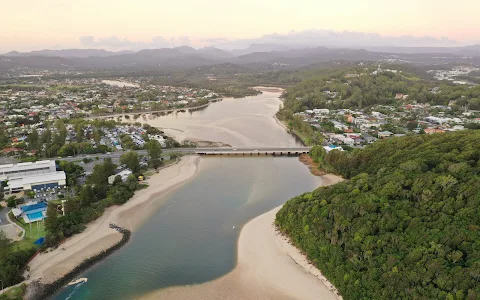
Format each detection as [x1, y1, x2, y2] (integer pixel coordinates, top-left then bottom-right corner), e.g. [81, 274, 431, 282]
[27, 211, 44, 221]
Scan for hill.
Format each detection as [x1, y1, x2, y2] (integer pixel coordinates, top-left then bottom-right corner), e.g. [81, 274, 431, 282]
[2, 48, 133, 58]
[276, 131, 480, 299]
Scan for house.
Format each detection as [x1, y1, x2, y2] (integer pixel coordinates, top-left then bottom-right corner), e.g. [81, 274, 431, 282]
[323, 145, 344, 152]
[354, 137, 365, 145]
[395, 93, 409, 100]
[424, 128, 445, 134]
[108, 169, 133, 184]
[378, 131, 394, 139]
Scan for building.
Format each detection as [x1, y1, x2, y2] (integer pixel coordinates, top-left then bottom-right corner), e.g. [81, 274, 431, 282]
[108, 169, 133, 184]
[12, 201, 48, 224]
[0, 160, 57, 182]
[1, 160, 66, 195]
[424, 128, 445, 134]
[323, 145, 344, 152]
[378, 131, 394, 139]
[3, 171, 66, 195]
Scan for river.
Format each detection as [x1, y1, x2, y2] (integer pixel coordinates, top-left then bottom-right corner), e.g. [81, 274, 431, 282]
[53, 88, 319, 300]
[116, 88, 302, 147]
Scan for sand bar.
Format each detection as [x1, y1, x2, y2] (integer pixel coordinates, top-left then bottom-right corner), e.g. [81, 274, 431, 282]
[26, 156, 200, 284]
[140, 173, 344, 300]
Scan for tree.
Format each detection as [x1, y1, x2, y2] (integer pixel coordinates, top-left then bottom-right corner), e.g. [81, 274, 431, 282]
[44, 202, 59, 234]
[26, 128, 39, 150]
[40, 128, 52, 144]
[55, 120, 67, 144]
[86, 158, 116, 185]
[276, 131, 480, 299]
[63, 198, 78, 215]
[146, 140, 162, 160]
[7, 197, 16, 208]
[406, 121, 418, 131]
[120, 151, 140, 173]
[120, 135, 135, 150]
[93, 127, 101, 144]
[76, 126, 84, 143]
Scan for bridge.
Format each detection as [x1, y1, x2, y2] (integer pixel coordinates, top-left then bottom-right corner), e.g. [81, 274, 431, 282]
[195, 147, 311, 156]
[53, 147, 311, 163]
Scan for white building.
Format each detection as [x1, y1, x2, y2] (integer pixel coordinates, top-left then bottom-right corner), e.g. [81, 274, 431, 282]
[3, 171, 66, 195]
[0, 160, 56, 181]
[108, 169, 133, 185]
[323, 145, 344, 152]
[1, 161, 66, 195]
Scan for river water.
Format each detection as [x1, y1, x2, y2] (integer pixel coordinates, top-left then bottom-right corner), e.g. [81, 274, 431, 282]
[117, 89, 302, 147]
[53, 89, 320, 300]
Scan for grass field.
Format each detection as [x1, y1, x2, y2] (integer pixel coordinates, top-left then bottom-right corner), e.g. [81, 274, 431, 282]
[0, 283, 27, 300]
[8, 211, 45, 251]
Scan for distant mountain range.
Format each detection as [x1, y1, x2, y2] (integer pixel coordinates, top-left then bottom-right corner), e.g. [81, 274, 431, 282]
[1, 44, 479, 72]
[3, 49, 134, 58]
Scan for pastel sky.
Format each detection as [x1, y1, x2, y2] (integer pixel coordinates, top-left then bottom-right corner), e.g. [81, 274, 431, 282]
[1, 0, 479, 52]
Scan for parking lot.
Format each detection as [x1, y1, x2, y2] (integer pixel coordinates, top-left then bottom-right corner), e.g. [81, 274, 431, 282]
[0, 223, 22, 241]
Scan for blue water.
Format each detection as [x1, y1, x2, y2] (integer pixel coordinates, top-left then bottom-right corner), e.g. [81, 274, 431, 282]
[53, 157, 321, 300]
[27, 211, 44, 221]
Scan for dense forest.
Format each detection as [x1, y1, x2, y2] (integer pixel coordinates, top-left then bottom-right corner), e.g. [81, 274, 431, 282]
[280, 67, 480, 112]
[276, 131, 480, 299]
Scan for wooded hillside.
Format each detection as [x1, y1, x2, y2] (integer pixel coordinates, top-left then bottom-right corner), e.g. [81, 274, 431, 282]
[276, 131, 480, 299]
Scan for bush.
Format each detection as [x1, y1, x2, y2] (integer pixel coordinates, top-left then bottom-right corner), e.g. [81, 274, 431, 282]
[82, 157, 93, 164]
[7, 196, 17, 208]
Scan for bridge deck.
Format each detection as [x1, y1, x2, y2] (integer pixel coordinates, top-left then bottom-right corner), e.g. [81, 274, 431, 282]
[195, 147, 311, 156]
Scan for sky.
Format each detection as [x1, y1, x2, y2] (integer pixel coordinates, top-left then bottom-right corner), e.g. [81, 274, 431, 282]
[1, 0, 479, 52]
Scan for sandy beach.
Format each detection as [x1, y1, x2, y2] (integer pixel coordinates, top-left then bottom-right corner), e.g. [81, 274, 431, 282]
[140, 173, 344, 300]
[26, 156, 200, 284]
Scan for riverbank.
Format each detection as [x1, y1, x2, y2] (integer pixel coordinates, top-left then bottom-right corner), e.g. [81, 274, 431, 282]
[140, 173, 344, 300]
[273, 114, 310, 146]
[299, 154, 325, 176]
[88, 102, 212, 120]
[25, 156, 200, 285]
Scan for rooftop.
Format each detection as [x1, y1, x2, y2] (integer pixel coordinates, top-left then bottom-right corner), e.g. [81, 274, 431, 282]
[20, 202, 47, 213]
[6, 171, 66, 189]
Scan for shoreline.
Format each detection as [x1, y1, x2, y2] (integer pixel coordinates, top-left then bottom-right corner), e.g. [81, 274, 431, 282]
[139, 173, 344, 300]
[87, 103, 212, 120]
[273, 114, 309, 146]
[25, 156, 200, 285]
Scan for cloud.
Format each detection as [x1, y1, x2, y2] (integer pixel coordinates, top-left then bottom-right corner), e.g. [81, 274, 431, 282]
[79, 35, 191, 50]
[204, 29, 461, 50]
[79, 29, 468, 52]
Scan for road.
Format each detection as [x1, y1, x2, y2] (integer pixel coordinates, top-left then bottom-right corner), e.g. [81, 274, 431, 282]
[0, 205, 9, 225]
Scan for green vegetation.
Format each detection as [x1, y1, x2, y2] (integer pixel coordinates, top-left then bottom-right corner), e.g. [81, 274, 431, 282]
[276, 110, 323, 145]
[45, 157, 140, 247]
[0, 283, 27, 300]
[9, 212, 45, 251]
[0, 227, 37, 290]
[280, 67, 480, 112]
[276, 131, 480, 299]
